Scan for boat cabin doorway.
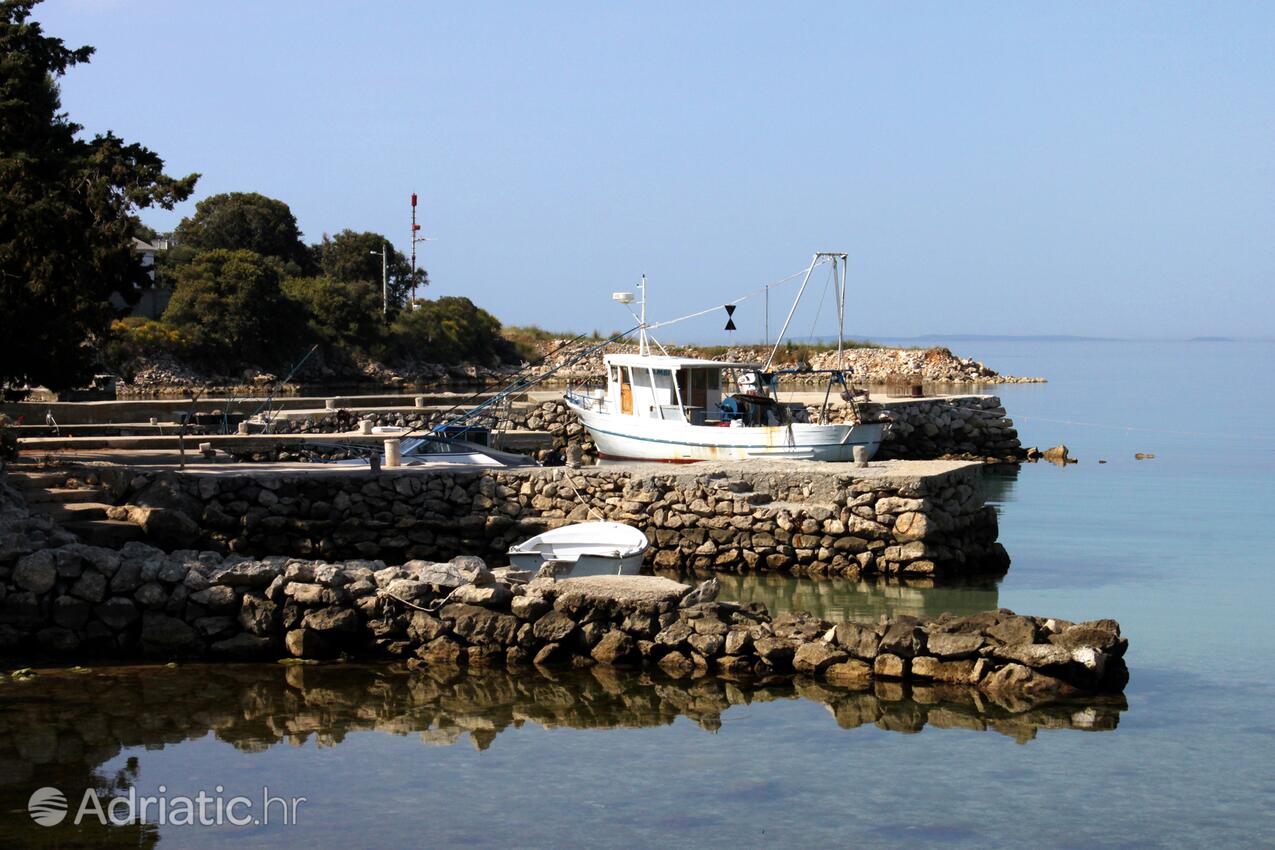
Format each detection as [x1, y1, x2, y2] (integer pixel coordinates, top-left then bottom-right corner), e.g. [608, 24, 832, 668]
[615, 366, 633, 414]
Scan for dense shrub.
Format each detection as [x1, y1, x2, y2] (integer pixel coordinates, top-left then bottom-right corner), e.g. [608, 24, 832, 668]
[384, 297, 516, 366]
[163, 249, 305, 369]
[283, 276, 384, 350]
[101, 317, 193, 376]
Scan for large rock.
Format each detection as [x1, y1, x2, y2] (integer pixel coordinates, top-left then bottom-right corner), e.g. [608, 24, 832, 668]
[14, 551, 57, 594]
[215, 561, 281, 588]
[382, 578, 432, 604]
[301, 607, 359, 634]
[441, 603, 519, 646]
[450, 583, 513, 608]
[511, 592, 551, 621]
[793, 642, 849, 675]
[591, 630, 636, 665]
[189, 585, 239, 614]
[64, 544, 120, 576]
[238, 594, 278, 635]
[986, 616, 1038, 646]
[754, 637, 797, 667]
[406, 611, 447, 643]
[872, 653, 908, 679]
[70, 571, 108, 605]
[878, 621, 925, 658]
[140, 613, 201, 655]
[1048, 621, 1127, 656]
[285, 628, 326, 658]
[413, 557, 494, 588]
[532, 610, 578, 643]
[129, 506, 199, 546]
[980, 662, 1080, 710]
[95, 597, 140, 631]
[925, 633, 984, 659]
[911, 656, 978, 684]
[554, 575, 688, 615]
[832, 622, 881, 660]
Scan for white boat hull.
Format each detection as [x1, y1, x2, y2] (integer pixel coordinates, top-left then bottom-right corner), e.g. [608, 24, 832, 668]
[508, 521, 649, 577]
[565, 400, 886, 463]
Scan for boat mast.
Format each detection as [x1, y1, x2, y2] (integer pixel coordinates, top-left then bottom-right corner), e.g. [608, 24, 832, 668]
[763, 254, 818, 371]
[762, 252, 849, 373]
[835, 253, 847, 372]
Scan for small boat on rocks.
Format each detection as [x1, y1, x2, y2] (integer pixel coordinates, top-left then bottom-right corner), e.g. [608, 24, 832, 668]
[508, 522, 649, 577]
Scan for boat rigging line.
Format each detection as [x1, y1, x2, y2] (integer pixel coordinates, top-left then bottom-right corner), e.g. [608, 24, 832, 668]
[383, 325, 641, 448]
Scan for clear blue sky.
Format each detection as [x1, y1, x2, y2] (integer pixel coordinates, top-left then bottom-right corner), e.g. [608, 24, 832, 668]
[37, 1, 1275, 341]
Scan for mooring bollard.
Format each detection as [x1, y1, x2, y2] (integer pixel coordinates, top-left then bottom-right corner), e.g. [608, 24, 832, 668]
[358, 419, 373, 435]
[325, 398, 337, 411]
[853, 446, 870, 468]
[384, 438, 402, 468]
[237, 421, 250, 435]
[414, 396, 426, 409]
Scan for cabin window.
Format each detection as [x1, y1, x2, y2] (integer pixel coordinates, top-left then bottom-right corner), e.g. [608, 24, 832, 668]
[677, 368, 710, 410]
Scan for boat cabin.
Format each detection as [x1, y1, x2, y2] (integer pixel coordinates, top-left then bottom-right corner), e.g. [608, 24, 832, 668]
[596, 353, 783, 426]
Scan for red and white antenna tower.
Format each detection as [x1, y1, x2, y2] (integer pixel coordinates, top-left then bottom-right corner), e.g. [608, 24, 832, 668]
[409, 192, 432, 302]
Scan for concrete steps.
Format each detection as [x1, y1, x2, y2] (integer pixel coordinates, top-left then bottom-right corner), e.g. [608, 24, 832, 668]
[61, 518, 145, 548]
[34, 501, 110, 522]
[7, 470, 71, 489]
[6, 466, 145, 548]
[22, 486, 110, 505]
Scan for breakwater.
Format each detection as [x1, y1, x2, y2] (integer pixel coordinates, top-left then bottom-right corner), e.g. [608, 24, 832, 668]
[0, 534, 1127, 708]
[105, 460, 1008, 578]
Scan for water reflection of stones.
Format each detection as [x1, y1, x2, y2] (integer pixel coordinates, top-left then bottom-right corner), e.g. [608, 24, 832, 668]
[0, 661, 1125, 787]
[0, 662, 1125, 845]
[671, 569, 1002, 622]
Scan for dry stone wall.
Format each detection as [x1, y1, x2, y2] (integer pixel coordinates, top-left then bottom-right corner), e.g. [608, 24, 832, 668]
[111, 462, 1008, 579]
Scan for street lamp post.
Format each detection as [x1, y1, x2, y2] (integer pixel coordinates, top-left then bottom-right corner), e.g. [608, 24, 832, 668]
[369, 245, 388, 318]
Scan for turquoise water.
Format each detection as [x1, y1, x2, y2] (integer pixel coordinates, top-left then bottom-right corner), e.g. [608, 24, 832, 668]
[3, 340, 1273, 848]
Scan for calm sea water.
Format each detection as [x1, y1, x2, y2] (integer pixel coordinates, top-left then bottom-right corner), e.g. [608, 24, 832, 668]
[2, 340, 1273, 849]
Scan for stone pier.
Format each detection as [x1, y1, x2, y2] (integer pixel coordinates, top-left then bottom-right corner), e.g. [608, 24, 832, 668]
[103, 459, 1008, 579]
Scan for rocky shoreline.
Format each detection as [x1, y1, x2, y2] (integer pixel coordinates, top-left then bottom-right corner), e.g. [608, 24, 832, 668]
[53, 342, 1043, 401]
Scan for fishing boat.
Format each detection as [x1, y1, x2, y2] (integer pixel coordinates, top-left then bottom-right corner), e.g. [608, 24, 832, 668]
[563, 253, 886, 463]
[507, 521, 649, 577]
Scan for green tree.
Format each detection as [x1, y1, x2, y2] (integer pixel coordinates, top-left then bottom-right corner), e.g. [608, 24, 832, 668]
[0, 0, 198, 390]
[163, 249, 304, 368]
[283, 275, 382, 349]
[173, 192, 310, 273]
[385, 296, 515, 366]
[312, 229, 418, 311]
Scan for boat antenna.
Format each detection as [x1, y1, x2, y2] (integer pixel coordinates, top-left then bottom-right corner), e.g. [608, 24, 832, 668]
[638, 274, 649, 356]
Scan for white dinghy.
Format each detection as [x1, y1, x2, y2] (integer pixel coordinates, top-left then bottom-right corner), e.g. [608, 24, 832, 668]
[508, 522, 649, 578]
